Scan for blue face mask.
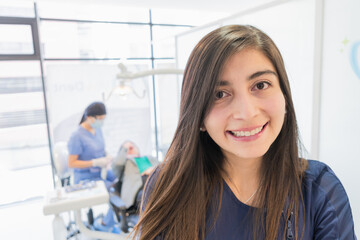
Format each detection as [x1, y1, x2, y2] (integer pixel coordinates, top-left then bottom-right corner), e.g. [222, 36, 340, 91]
[90, 119, 104, 129]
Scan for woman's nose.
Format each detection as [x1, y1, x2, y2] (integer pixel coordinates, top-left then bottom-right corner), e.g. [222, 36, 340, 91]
[231, 94, 259, 120]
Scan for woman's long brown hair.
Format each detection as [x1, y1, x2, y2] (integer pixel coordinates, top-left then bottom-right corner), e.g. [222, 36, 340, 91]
[132, 25, 307, 240]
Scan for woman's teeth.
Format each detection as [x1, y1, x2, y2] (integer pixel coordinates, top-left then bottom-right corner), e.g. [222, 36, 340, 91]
[230, 126, 263, 137]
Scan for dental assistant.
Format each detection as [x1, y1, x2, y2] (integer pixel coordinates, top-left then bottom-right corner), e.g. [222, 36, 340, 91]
[67, 102, 118, 232]
[68, 101, 114, 185]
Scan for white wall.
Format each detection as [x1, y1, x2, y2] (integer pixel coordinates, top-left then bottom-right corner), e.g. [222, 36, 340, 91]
[320, 0, 360, 234]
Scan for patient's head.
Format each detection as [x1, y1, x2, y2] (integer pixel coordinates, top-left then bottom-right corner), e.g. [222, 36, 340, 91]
[122, 140, 140, 158]
[112, 140, 141, 178]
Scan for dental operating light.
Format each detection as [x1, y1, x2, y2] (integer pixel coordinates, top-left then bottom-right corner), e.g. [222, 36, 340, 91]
[103, 63, 184, 101]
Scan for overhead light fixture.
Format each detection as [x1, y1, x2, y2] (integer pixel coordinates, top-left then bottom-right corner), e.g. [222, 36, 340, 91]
[103, 63, 184, 101]
[116, 63, 184, 79]
[113, 81, 132, 97]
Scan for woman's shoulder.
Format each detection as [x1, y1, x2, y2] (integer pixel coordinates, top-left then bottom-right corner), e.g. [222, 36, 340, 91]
[303, 160, 353, 223]
[303, 159, 346, 194]
[302, 162, 356, 238]
[68, 127, 91, 146]
[141, 164, 163, 211]
[144, 164, 162, 190]
[70, 126, 84, 135]
[303, 159, 334, 180]
[68, 127, 82, 140]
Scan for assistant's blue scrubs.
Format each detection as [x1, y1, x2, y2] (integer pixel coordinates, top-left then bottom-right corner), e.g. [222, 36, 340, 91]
[68, 126, 115, 184]
[67, 126, 116, 227]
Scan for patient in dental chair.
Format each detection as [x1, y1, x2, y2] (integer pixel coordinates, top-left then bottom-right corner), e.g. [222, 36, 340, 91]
[106, 140, 159, 232]
[112, 140, 158, 201]
[89, 140, 158, 233]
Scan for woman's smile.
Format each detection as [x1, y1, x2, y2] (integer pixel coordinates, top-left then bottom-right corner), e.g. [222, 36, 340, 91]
[227, 122, 268, 141]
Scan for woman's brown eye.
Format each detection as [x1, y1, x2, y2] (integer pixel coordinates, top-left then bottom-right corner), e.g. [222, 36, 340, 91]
[215, 91, 224, 99]
[253, 82, 270, 91]
[256, 82, 265, 89]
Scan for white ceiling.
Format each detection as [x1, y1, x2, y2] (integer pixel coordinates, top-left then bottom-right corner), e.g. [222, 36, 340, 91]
[33, 0, 275, 14]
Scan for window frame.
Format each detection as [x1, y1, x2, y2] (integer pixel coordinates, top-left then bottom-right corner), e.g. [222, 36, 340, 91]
[0, 16, 41, 60]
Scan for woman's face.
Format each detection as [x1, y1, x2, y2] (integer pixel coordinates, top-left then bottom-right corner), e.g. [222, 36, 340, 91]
[123, 142, 140, 157]
[88, 114, 106, 128]
[203, 48, 286, 163]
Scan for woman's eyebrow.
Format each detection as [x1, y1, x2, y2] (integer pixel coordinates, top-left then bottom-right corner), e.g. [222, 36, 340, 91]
[248, 70, 278, 80]
[217, 80, 230, 86]
[217, 70, 277, 86]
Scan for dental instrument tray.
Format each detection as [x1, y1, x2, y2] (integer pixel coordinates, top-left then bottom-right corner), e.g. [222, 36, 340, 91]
[65, 181, 97, 193]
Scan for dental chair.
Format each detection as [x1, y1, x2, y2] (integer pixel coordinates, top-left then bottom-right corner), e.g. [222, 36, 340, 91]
[53, 141, 71, 187]
[110, 146, 159, 233]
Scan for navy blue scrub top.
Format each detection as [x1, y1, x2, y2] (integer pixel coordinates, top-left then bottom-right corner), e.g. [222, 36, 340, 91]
[143, 160, 357, 240]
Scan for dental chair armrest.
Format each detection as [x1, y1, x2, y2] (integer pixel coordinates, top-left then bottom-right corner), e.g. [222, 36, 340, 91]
[109, 194, 129, 233]
[109, 194, 126, 210]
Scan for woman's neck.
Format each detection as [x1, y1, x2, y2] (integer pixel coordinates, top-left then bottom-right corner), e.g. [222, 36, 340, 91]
[222, 156, 262, 204]
[81, 122, 95, 134]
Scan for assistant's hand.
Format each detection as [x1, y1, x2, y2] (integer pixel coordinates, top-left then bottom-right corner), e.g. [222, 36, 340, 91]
[92, 157, 112, 168]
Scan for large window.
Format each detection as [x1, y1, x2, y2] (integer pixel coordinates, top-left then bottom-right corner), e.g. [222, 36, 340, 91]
[0, 13, 52, 205]
[39, 10, 193, 161]
[41, 21, 152, 59]
[0, 1, 228, 206]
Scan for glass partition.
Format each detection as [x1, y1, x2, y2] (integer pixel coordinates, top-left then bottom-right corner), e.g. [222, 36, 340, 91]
[44, 60, 155, 158]
[153, 60, 182, 159]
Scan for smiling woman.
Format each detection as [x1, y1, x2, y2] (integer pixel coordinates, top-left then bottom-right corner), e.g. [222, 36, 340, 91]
[132, 25, 357, 240]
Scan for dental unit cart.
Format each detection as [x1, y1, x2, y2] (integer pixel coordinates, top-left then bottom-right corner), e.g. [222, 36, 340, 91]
[43, 180, 126, 240]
